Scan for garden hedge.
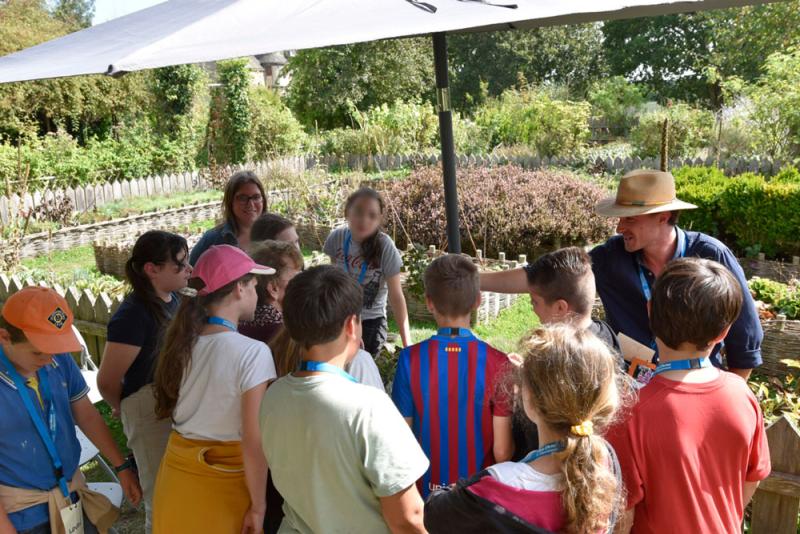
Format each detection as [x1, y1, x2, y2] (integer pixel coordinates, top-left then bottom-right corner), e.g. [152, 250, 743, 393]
[674, 166, 800, 258]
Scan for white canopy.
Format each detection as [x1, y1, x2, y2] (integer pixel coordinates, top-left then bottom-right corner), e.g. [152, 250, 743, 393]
[0, 0, 772, 84]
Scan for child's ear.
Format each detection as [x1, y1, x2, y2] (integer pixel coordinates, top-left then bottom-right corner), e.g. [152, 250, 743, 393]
[266, 279, 280, 300]
[472, 292, 482, 311]
[425, 294, 436, 315]
[555, 299, 570, 316]
[142, 262, 160, 278]
[710, 325, 732, 346]
[0, 328, 10, 345]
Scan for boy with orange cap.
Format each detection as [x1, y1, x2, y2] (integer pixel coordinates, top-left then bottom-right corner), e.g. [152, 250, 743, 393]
[0, 286, 141, 534]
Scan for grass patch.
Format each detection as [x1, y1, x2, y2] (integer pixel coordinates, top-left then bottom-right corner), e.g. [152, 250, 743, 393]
[21, 244, 95, 275]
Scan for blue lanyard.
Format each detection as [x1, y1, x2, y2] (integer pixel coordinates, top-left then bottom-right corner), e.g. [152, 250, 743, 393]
[653, 356, 712, 376]
[208, 316, 237, 331]
[0, 348, 70, 498]
[436, 327, 473, 338]
[298, 360, 358, 383]
[343, 231, 368, 285]
[520, 440, 566, 464]
[637, 230, 688, 303]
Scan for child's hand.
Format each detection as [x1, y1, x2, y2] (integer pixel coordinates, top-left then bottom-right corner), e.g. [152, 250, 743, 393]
[118, 469, 142, 506]
[507, 352, 524, 367]
[241, 505, 266, 534]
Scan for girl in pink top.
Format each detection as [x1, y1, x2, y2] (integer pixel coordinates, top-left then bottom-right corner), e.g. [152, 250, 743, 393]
[425, 324, 630, 534]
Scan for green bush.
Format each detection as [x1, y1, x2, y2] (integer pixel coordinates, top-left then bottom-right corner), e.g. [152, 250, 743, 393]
[748, 277, 800, 320]
[588, 76, 646, 136]
[384, 164, 614, 257]
[673, 166, 800, 257]
[248, 87, 307, 159]
[475, 86, 591, 158]
[318, 100, 439, 155]
[718, 176, 800, 257]
[746, 47, 800, 161]
[630, 102, 715, 159]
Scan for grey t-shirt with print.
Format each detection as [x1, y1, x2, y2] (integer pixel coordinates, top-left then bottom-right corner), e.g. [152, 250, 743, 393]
[324, 227, 403, 321]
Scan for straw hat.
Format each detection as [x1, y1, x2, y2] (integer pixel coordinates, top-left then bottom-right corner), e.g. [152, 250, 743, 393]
[594, 169, 697, 217]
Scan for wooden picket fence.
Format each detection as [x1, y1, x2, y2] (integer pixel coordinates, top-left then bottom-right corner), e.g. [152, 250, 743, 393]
[0, 274, 123, 359]
[751, 415, 800, 534]
[0, 151, 788, 225]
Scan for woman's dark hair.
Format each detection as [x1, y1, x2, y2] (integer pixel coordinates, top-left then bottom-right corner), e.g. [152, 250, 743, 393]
[154, 273, 255, 419]
[251, 213, 295, 243]
[344, 187, 385, 267]
[220, 170, 266, 233]
[125, 231, 188, 326]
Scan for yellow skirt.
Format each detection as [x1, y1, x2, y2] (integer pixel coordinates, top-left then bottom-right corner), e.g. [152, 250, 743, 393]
[152, 431, 257, 534]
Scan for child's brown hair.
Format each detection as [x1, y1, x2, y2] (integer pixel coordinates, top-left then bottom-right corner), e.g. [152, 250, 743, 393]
[519, 324, 630, 533]
[524, 247, 594, 316]
[423, 254, 480, 318]
[248, 240, 304, 306]
[650, 257, 743, 350]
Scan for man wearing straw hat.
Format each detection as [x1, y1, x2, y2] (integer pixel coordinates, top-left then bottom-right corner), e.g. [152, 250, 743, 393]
[481, 169, 763, 379]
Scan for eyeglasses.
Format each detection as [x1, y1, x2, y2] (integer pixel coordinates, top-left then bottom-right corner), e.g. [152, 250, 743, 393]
[235, 194, 264, 205]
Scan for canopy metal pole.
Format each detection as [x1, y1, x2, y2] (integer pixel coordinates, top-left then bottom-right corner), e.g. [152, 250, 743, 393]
[432, 32, 461, 254]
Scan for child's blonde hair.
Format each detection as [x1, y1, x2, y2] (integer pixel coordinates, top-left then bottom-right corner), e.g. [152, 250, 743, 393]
[519, 324, 631, 533]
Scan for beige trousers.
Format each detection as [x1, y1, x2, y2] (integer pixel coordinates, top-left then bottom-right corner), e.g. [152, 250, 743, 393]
[120, 384, 171, 534]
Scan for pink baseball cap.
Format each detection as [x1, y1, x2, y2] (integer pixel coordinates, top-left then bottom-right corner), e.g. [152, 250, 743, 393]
[192, 245, 275, 296]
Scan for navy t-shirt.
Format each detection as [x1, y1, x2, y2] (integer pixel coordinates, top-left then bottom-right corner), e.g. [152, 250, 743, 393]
[106, 293, 179, 400]
[590, 227, 763, 370]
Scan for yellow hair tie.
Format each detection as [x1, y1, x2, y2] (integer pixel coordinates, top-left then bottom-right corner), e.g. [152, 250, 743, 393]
[570, 421, 594, 437]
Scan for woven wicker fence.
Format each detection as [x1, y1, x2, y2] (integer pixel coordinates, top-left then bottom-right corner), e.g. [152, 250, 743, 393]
[19, 201, 221, 259]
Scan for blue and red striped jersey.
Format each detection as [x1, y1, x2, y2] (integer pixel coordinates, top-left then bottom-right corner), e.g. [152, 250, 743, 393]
[391, 328, 513, 498]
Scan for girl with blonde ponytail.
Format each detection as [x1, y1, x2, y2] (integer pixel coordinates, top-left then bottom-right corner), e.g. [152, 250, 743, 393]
[425, 324, 631, 534]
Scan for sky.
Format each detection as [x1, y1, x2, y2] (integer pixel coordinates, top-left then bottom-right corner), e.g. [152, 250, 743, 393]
[93, 0, 166, 25]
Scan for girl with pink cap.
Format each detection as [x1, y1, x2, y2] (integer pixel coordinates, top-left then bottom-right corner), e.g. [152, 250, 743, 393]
[151, 245, 277, 534]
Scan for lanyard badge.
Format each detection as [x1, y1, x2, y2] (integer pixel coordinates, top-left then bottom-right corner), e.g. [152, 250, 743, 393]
[208, 316, 238, 331]
[343, 231, 368, 285]
[653, 356, 712, 376]
[519, 440, 566, 464]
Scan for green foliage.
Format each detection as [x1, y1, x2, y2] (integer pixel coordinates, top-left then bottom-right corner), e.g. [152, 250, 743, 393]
[475, 86, 591, 158]
[748, 372, 799, 427]
[318, 100, 439, 155]
[286, 39, 434, 130]
[603, 14, 713, 104]
[748, 277, 800, 320]
[51, 0, 95, 29]
[673, 165, 800, 258]
[603, 5, 800, 106]
[448, 23, 606, 110]
[248, 87, 307, 159]
[588, 76, 646, 136]
[0, 1, 151, 144]
[630, 103, 715, 159]
[385, 165, 614, 257]
[745, 47, 800, 161]
[151, 65, 205, 133]
[214, 59, 252, 164]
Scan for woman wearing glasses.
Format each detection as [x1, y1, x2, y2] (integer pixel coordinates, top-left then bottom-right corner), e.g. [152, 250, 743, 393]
[97, 230, 192, 534]
[189, 171, 267, 265]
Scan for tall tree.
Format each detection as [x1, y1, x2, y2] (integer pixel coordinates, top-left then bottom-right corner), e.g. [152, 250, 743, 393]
[603, 4, 800, 106]
[285, 38, 434, 129]
[448, 24, 606, 110]
[51, 0, 95, 29]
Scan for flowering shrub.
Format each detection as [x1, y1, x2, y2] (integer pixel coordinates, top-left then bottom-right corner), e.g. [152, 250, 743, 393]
[384, 165, 614, 257]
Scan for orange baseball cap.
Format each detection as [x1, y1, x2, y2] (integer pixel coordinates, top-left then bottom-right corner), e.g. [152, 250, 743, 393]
[2, 287, 81, 354]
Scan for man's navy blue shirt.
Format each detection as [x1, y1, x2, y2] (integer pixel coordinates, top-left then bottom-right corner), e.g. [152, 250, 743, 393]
[590, 227, 763, 370]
